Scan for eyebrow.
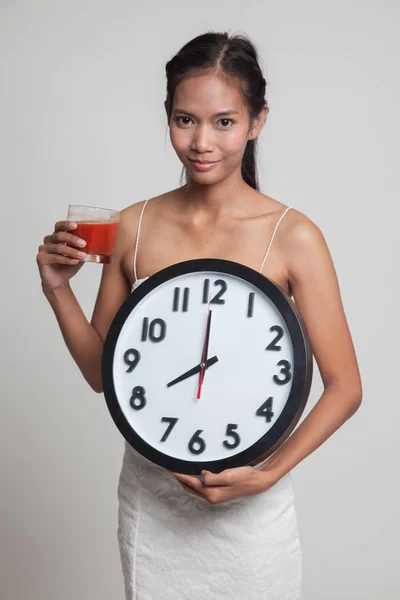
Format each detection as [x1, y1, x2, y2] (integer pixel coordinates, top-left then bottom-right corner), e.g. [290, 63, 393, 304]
[172, 109, 240, 118]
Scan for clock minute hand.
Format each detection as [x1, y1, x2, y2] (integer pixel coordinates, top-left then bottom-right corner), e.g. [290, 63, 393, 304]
[166, 356, 219, 388]
[197, 307, 213, 399]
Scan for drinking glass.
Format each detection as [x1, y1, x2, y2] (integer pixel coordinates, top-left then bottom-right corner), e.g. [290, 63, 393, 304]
[66, 204, 120, 264]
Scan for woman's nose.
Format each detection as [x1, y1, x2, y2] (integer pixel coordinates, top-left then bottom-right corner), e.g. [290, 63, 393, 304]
[190, 125, 214, 153]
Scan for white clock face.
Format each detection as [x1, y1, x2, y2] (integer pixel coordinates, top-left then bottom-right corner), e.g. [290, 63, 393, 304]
[108, 266, 301, 468]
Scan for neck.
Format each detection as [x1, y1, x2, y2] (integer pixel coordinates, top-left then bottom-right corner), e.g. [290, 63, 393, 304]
[180, 170, 254, 219]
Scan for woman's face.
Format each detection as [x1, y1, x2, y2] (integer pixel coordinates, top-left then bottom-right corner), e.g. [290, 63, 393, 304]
[167, 72, 266, 184]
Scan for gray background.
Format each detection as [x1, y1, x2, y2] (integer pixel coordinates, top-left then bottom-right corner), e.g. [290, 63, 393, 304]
[1, 1, 399, 598]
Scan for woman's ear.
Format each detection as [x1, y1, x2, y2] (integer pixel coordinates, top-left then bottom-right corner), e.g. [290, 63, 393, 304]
[248, 103, 269, 140]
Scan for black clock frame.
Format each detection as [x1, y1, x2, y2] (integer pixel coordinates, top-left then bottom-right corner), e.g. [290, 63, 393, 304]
[102, 258, 313, 475]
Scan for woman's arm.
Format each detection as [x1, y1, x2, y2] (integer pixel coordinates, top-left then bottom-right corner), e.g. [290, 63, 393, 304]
[43, 206, 139, 393]
[259, 212, 363, 481]
[43, 285, 106, 393]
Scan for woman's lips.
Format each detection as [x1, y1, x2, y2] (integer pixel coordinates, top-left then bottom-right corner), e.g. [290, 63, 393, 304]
[189, 159, 220, 171]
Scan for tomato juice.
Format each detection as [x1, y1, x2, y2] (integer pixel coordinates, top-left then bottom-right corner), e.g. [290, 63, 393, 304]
[74, 220, 119, 256]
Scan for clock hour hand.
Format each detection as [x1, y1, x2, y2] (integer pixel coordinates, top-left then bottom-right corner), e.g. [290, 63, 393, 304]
[166, 356, 218, 388]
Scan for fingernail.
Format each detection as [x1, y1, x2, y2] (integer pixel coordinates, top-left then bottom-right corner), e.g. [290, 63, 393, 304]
[78, 239, 86, 247]
[77, 251, 87, 259]
[69, 222, 77, 229]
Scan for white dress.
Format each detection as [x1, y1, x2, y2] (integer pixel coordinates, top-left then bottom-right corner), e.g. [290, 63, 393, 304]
[116, 201, 302, 599]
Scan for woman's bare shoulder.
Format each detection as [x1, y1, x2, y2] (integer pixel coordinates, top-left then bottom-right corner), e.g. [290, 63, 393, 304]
[281, 206, 325, 254]
[255, 193, 318, 235]
[120, 189, 180, 223]
[257, 194, 325, 269]
[115, 201, 146, 246]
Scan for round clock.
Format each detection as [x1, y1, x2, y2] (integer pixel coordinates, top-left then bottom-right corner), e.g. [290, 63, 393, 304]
[102, 258, 313, 475]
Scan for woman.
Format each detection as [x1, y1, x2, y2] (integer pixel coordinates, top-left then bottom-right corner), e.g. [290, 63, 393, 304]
[37, 31, 362, 600]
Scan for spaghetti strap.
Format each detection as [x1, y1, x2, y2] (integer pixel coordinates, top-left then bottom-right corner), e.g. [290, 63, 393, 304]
[133, 198, 150, 282]
[259, 206, 292, 274]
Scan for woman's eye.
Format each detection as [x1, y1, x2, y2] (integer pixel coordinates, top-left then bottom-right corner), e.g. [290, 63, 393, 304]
[218, 118, 234, 127]
[176, 116, 192, 126]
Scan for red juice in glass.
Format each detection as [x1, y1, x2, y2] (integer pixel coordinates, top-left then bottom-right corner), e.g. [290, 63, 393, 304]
[67, 205, 120, 263]
[74, 221, 119, 255]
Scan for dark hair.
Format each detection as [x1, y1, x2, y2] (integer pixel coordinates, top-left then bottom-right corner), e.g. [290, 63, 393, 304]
[165, 31, 268, 191]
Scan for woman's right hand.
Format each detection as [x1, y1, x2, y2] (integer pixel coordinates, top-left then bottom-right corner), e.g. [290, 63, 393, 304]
[36, 221, 88, 293]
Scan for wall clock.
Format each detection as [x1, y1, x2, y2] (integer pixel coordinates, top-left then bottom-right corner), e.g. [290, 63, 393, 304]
[102, 259, 313, 475]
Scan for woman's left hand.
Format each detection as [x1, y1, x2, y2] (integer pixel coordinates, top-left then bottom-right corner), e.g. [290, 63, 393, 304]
[169, 465, 277, 504]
